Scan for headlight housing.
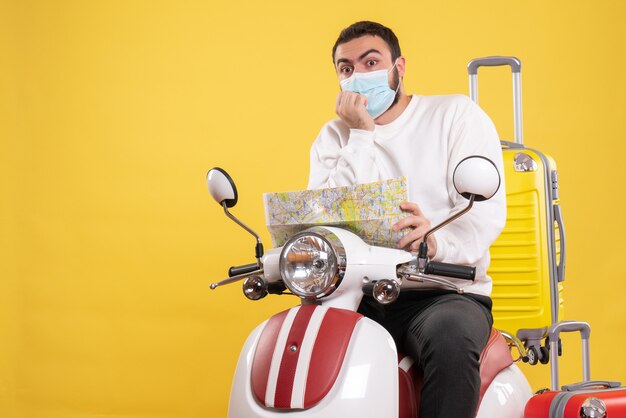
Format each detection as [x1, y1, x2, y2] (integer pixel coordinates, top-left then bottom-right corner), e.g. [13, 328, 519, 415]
[279, 228, 346, 299]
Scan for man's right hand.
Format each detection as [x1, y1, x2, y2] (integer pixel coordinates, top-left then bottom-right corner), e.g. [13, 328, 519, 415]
[335, 91, 375, 131]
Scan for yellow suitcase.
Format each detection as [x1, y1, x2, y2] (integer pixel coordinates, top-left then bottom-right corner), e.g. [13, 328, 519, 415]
[468, 57, 565, 341]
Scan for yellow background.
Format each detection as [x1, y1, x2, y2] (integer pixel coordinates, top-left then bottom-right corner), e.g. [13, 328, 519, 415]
[2, 0, 626, 417]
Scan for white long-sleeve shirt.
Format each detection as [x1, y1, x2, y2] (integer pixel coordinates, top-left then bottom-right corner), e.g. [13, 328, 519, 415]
[307, 94, 506, 296]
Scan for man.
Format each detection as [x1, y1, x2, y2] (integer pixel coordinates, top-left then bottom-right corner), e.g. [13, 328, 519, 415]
[307, 21, 506, 418]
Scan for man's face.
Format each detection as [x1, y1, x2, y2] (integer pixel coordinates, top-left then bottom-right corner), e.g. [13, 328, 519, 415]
[333, 35, 401, 89]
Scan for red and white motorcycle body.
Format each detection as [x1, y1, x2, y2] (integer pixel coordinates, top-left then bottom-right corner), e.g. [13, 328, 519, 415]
[225, 227, 533, 418]
[206, 159, 533, 418]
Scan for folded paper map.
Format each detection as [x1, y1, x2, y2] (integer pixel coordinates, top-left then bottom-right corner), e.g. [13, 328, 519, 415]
[263, 177, 409, 248]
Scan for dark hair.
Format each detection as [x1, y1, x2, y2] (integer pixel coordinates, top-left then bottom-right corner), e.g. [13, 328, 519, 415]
[332, 21, 402, 63]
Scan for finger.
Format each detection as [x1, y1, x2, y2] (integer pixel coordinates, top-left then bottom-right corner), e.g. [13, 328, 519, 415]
[341, 92, 358, 113]
[357, 94, 368, 109]
[397, 230, 420, 249]
[409, 232, 432, 251]
[349, 92, 361, 109]
[399, 201, 422, 216]
[335, 92, 344, 114]
[410, 234, 436, 253]
[399, 201, 424, 217]
[337, 92, 355, 117]
[393, 215, 422, 231]
[409, 239, 423, 252]
[397, 225, 430, 249]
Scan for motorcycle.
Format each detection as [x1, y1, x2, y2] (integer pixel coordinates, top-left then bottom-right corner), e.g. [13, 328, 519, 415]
[206, 156, 534, 418]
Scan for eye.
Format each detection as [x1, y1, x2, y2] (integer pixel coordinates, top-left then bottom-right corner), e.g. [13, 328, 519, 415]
[367, 59, 377, 66]
[340, 66, 353, 74]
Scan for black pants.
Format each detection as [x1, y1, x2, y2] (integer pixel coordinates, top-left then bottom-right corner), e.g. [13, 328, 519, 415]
[358, 290, 493, 418]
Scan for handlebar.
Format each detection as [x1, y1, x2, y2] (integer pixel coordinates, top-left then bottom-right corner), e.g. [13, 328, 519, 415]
[228, 263, 260, 277]
[424, 262, 476, 281]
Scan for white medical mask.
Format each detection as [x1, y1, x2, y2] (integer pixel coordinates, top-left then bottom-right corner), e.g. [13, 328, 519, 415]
[340, 61, 400, 118]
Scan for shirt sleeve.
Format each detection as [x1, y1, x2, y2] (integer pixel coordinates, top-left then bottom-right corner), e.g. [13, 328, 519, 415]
[307, 122, 382, 189]
[431, 98, 507, 266]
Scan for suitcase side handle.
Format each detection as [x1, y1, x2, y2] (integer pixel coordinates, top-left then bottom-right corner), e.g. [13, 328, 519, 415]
[554, 203, 566, 282]
[547, 321, 592, 390]
[561, 380, 622, 392]
[467, 56, 523, 145]
[551, 169, 567, 283]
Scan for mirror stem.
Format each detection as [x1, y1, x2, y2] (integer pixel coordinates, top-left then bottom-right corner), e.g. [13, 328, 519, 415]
[222, 201, 264, 264]
[418, 194, 476, 267]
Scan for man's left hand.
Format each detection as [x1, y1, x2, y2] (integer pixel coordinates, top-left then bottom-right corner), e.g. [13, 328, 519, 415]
[393, 201, 437, 257]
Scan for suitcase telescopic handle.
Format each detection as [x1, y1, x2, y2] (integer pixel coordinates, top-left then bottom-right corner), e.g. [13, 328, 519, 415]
[467, 56, 522, 75]
[467, 56, 523, 145]
[547, 321, 591, 390]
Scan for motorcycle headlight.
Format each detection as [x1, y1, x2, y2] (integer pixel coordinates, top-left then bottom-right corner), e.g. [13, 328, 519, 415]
[279, 228, 346, 298]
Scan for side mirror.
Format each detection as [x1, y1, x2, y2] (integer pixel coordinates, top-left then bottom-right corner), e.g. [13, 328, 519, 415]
[207, 167, 238, 208]
[418, 155, 501, 265]
[453, 156, 501, 201]
[206, 167, 264, 287]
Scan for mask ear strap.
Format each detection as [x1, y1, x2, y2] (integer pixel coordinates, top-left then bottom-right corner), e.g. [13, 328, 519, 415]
[390, 59, 402, 93]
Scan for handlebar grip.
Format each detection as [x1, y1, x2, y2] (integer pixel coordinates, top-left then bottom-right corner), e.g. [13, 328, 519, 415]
[228, 263, 259, 277]
[424, 262, 476, 281]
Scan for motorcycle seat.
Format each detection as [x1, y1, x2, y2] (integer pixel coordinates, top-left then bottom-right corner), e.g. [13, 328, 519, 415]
[397, 328, 513, 418]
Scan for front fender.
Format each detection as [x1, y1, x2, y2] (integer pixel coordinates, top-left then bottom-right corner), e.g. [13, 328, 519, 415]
[228, 305, 398, 418]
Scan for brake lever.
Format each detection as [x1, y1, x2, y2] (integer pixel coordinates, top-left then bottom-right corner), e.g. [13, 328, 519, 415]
[210, 269, 264, 290]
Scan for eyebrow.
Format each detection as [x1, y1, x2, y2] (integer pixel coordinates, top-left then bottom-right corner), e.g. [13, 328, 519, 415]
[335, 48, 383, 67]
